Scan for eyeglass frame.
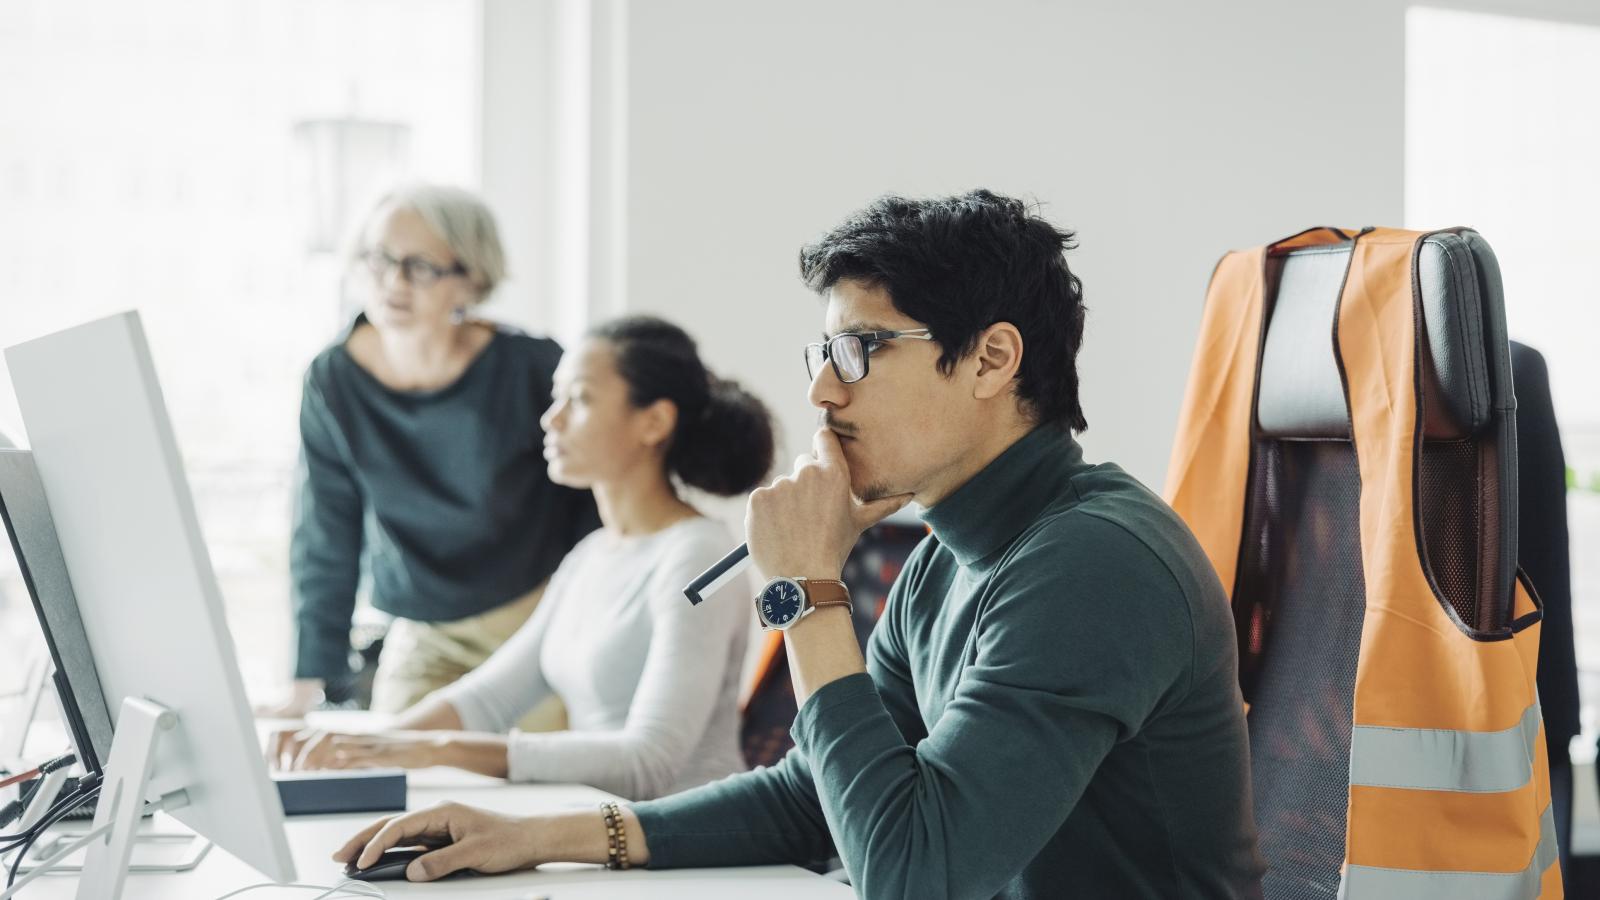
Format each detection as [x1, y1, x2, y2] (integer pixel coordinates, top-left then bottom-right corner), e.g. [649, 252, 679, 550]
[804, 328, 936, 384]
[356, 248, 469, 288]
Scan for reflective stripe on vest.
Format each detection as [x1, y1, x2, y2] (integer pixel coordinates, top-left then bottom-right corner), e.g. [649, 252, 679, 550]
[1349, 701, 1541, 793]
[1339, 803, 1558, 900]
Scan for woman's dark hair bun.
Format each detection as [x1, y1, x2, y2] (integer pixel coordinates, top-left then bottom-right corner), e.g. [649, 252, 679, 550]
[590, 316, 775, 496]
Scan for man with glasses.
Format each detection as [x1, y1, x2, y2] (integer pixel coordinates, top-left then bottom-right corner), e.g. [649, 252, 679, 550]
[334, 190, 1264, 898]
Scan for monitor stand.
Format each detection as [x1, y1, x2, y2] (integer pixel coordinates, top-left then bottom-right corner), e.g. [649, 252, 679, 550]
[5, 690, 210, 888]
[16, 697, 212, 899]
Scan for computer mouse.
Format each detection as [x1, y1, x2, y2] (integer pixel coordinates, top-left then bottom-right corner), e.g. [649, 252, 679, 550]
[342, 845, 480, 877]
[344, 847, 482, 882]
[344, 847, 427, 881]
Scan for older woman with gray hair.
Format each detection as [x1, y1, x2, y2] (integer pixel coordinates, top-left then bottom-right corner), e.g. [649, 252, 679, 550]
[257, 183, 598, 719]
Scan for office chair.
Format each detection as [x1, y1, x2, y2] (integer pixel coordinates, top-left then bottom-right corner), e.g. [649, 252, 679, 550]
[1511, 341, 1580, 882]
[1167, 228, 1558, 898]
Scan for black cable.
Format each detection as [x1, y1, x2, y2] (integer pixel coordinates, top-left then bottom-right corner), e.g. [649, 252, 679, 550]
[38, 754, 75, 776]
[14, 775, 99, 841]
[0, 769, 103, 898]
[0, 752, 76, 790]
[0, 780, 84, 843]
[2, 778, 72, 831]
[0, 791, 82, 845]
[0, 752, 76, 791]
[0, 772, 100, 844]
[5, 784, 99, 888]
[1, 793, 65, 847]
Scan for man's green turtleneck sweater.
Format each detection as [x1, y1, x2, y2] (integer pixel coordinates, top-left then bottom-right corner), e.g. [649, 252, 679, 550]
[634, 426, 1264, 899]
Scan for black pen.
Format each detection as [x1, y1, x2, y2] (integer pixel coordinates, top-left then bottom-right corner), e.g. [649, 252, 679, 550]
[684, 543, 750, 605]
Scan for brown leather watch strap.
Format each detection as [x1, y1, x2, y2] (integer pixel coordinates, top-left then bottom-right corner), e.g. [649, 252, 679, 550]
[797, 578, 853, 616]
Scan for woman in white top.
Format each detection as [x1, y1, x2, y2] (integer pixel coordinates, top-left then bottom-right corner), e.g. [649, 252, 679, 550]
[271, 316, 774, 800]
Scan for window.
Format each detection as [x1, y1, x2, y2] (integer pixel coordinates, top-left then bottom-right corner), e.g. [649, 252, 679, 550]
[0, 0, 482, 703]
[1408, 6, 1600, 759]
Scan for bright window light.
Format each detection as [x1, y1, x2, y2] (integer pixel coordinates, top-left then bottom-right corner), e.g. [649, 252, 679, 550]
[0, 0, 481, 700]
[1408, 5, 1600, 758]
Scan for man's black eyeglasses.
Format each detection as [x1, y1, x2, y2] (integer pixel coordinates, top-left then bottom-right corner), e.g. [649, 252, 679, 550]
[804, 329, 934, 384]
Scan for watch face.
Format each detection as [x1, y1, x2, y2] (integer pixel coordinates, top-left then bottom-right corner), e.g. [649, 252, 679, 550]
[759, 579, 804, 628]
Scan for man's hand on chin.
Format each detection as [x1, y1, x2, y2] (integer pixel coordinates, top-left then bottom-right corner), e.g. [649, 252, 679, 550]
[746, 427, 913, 580]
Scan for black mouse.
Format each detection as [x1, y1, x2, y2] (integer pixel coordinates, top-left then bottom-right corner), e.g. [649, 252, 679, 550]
[344, 847, 481, 882]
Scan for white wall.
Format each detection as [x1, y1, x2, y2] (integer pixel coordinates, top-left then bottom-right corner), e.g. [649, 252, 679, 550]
[483, 0, 1600, 487]
[480, 0, 632, 344]
[606, 0, 1410, 486]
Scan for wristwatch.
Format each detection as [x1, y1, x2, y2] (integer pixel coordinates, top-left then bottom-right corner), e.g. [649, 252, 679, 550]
[754, 577, 853, 631]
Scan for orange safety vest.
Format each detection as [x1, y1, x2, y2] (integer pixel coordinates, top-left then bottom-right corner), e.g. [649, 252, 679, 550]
[1165, 227, 1560, 897]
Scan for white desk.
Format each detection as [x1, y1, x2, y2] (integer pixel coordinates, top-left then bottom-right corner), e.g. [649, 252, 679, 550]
[19, 768, 852, 899]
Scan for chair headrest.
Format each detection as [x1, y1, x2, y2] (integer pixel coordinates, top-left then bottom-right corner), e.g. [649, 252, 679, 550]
[1255, 231, 1500, 441]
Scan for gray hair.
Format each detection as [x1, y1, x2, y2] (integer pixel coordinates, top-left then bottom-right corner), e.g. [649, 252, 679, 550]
[356, 183, 507, 302]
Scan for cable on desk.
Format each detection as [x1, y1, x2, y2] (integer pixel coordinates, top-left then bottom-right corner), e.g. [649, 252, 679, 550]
[0, 818, 110, 899]
[0, 786, 209, 898]
[212, 880, 388, 899]
[0, 774, 100, 846]
[0, 752, 76, 790]
[0, 753, 83, 830]
[2, 782, 101, 894]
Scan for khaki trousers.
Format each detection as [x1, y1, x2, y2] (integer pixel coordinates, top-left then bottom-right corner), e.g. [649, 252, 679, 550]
[368, 583, 566, 732]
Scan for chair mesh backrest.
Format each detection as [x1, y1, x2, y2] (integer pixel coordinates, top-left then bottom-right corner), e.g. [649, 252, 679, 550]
[1236, 440, 1366, 897]
[1235, 238, 1505, 899]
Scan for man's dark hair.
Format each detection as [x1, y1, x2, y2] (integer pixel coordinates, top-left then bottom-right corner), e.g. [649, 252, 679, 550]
[798, 189, 1088, 432]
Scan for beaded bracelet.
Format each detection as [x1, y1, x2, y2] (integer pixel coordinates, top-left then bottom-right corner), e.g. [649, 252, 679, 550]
[600, 801, 631, 870]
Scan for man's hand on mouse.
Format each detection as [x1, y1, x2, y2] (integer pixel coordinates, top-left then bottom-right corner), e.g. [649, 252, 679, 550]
[334, 802, 544, 881]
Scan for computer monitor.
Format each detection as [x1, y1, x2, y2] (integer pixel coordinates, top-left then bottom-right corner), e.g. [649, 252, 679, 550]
[3, 311, 296, 888]
[0, 446, 116, 773]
